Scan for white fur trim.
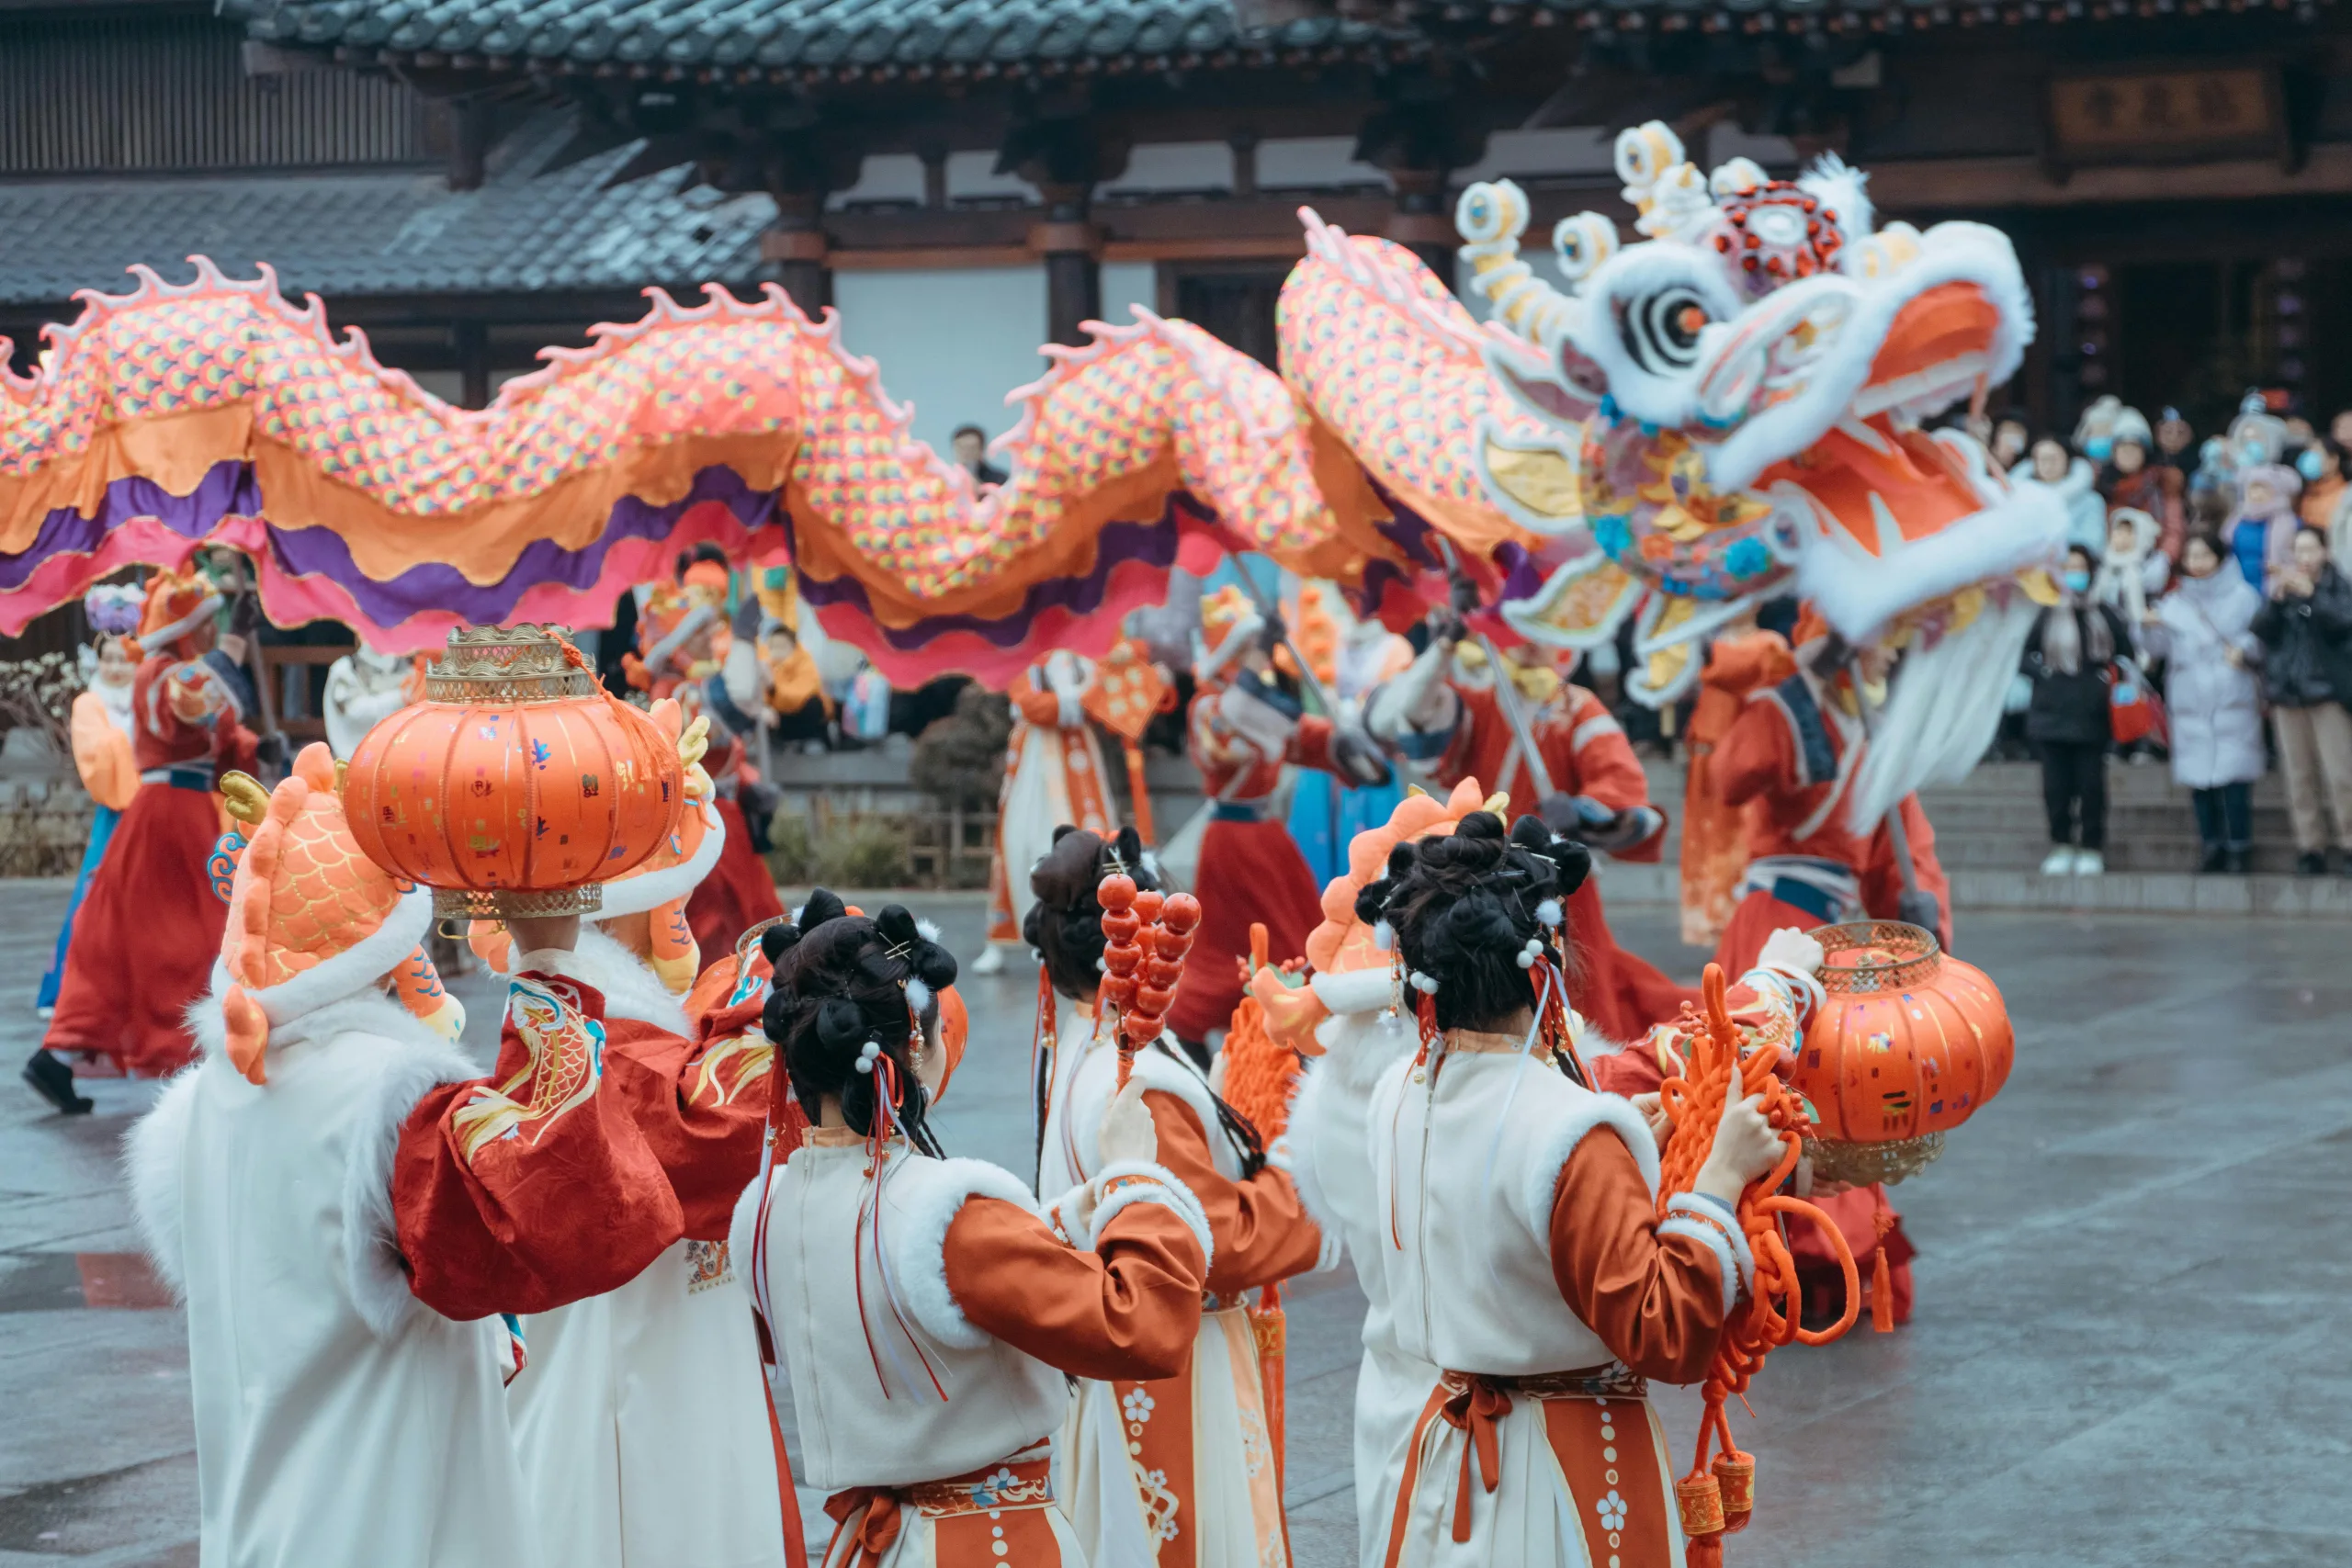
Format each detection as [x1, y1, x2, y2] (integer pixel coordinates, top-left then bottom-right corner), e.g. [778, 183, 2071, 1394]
[242, 888, 434, 1028]
[915, 919, 942, 942]
[905, 977, 932, 1014]
[1271, 1062, 1340, 1244]
[1661, 1193, 1754, 1313]
[594, 796, 726, 919]
[880, 1156, 1044, 1350]
[323, 995, 485, 1336]
[1308, 964, 1393, 1016]
[123, 1070, 201, 1302]
[1086, 1159, 1215, 1269]
[1515, 1090, 1661, 1240]
[526, 930, 691, 1033]
[727, 1165, 771, 1301]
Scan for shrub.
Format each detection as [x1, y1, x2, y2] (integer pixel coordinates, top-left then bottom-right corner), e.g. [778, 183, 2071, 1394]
[909, 685, 1012, 811]
[815, 816, 909, 888]
[764, 812, 815, 886]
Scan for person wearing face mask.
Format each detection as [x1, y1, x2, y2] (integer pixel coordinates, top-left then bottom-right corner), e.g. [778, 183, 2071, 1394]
[2227, 462, 2305, 591]
[2021, 545, 2134, 875]
[2252, 526, 2352, 874]
[2141, 532, 2267, 873]
[2297, 438, 2347, 535]
[2101, 408, 2186, 563]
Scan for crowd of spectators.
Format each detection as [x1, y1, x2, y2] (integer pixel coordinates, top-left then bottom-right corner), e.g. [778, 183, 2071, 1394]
[1997, 393, 2352, 876]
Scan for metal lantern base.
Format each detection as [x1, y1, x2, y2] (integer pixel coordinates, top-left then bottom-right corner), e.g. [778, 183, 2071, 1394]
[1803, 1132, 1945, 1188]
[430, 884, 605, 920]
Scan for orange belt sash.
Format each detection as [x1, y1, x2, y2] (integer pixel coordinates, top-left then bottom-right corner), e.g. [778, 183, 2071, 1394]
[824, 1451, 1056, 1568]
[1383, 1365, 1671, 1568]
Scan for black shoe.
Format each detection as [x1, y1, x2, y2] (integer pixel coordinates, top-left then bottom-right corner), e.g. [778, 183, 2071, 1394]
[22, 1049, 93, 1115]
[2199, 844, 2226, 874]
[2297, 852, 2327, 876]
[2225, 849, 2253, 875]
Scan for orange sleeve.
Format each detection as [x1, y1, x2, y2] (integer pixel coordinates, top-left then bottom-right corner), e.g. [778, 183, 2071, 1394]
[1284, 714, 1340, 773]
[1550, 692, 1651, 815]
[390, 975, 684, 1320]
[1713, 695, 1796, 809]
[69, 694, 137, 811]
[1547, 1129, 1731, 1384]
[1144, 1090, 1325, 1296]
[942, 1195, 1206, 1382]
[1012, 683, 1065, 726]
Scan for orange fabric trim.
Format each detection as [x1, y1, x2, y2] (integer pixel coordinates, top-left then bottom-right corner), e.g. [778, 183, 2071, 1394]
[1115, 1357, 1197, 1568]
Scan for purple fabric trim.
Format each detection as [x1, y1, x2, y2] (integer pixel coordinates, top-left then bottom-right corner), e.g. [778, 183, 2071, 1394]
[259, 470, 777, 626]
[2, 463, 778, 623]
[787, 491, 1190, 651]
[1495, 539, 1545, 604]
[0, 462, 262, 590]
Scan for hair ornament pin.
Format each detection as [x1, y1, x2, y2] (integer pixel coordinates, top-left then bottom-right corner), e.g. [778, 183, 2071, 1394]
[1373, 919, 1395, 952]
[854, 1041, 883, 1074]
[1535, 897, 1563, 928]
[1409, 970, 1441, 995]
[1514, 937, 1544, 970]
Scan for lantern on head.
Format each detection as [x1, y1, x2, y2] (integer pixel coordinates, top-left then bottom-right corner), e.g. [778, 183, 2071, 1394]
[1788, 920, 2014, 1187]
[342, 625, 684, 919]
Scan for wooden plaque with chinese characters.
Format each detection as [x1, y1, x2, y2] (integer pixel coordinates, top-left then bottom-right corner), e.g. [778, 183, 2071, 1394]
[2047, 67, 2282, 166]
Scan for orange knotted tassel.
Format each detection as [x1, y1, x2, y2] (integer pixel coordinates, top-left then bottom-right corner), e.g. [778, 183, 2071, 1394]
[1871, 1239, 1896, 1334]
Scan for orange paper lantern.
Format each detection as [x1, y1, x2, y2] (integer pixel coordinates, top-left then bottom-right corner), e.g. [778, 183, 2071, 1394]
[1789, 920, 2014, 1186]
[344, 625, 684, 919]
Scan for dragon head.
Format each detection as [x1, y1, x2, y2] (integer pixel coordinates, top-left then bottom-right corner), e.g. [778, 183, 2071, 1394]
[1457, 124, 2066, 826]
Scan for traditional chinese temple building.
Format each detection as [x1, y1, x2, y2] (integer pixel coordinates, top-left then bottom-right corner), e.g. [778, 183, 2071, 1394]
[5, 0, 2349, 454]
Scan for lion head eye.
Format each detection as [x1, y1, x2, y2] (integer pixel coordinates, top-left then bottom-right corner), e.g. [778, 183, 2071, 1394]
[1622, 285, 1711, 374]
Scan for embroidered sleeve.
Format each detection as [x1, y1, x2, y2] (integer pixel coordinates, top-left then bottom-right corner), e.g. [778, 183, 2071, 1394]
[1547, 1127, 1735, 1384]
[941, 1195, 1205, 1382]
[390, 967, 684, 1320]
[601, 1010, 786, 1242]
[1143, 1090, 1325, 1297]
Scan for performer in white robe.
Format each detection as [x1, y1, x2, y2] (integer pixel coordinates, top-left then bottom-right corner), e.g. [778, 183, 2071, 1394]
[974, 652, 1114, 974]
[1323, 810, 1787, 1568]
[127, 746, 682, 1568]
[1027, 827, 1329, 1568]
[733, 899, 1212, 1568]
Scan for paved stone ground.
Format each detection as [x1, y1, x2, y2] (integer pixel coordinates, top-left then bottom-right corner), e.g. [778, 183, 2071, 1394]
[2, 878, 2347, 1567]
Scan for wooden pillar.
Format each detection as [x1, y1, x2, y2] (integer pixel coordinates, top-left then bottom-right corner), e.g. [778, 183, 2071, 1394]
[454, 320, 491, 410]
[1385, 166, 1457, 288]
[1034, 184, 1102, 347]
[762, 187, 831, 317]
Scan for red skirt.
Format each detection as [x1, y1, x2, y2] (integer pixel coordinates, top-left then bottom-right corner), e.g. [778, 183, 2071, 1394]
[45, 782, 226, 1077]
[685, 797, 785, 964]
[1167, 816, 1324, 1043]
[1562, 877, 1697, 1043]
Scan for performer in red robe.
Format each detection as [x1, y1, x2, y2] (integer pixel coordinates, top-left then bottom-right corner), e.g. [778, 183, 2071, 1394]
[1167, 586, 1375, 1048]
[683, 729, 786, 962]
[1692, 611, 1951, 1328]
[35, 570, 256, 1104]
[1366, 624, 1694, 1042]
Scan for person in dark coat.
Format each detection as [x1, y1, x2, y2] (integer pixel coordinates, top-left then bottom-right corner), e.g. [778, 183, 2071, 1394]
[2252, 525, 2352, 874]
[2022, 544, 2135, 875]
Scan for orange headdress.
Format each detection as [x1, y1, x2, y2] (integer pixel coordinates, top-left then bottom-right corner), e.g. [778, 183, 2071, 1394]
[134, 568, 223, 657]
[212, 744, 455, 1084]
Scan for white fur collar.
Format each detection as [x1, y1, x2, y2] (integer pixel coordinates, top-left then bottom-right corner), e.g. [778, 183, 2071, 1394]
[595, 796, 727, 919]
[545, 927, 691, 1034]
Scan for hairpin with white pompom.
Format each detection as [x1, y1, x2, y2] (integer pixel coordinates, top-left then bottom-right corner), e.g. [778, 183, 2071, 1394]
[854, 1041, 883, 1074]
[1514, 937, 1544, 970]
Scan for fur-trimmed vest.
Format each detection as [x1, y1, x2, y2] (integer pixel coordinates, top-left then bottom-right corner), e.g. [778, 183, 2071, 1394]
[127, 991, 534, 1568]
[734, 1145, 1069, 1489]
[1367, 1044, 1657, 1376]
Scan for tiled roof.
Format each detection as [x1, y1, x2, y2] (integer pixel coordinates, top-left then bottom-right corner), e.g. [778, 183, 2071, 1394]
[230, 0, 1388, 73]
[0, 119, 771, 309]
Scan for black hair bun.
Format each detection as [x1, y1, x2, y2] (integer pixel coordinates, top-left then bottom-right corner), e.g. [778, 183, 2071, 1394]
[1553, 840, 1593, 897]
[814, 997, 867, 1051]
[799, 888, 849, 931]
[761, 923, 802, 966]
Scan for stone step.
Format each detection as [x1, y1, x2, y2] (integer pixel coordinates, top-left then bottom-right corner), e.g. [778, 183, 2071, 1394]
[1594, 859, 2352, 920]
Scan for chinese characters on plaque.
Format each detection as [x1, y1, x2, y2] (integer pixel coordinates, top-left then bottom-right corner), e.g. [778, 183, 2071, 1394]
[2048, 67, 2281, 165]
